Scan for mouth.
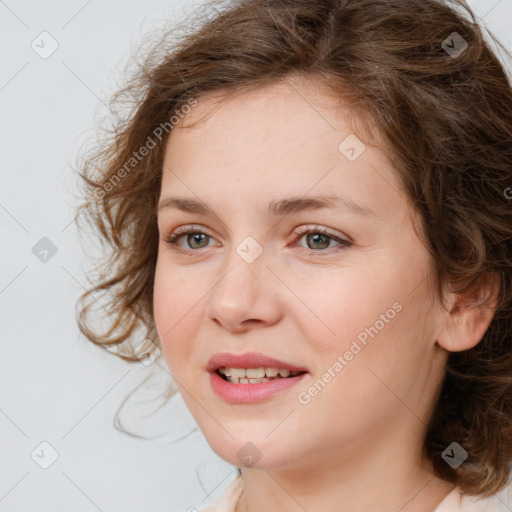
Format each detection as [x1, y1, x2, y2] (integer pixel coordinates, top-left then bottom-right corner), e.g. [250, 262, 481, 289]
[207, 352, 309, 404]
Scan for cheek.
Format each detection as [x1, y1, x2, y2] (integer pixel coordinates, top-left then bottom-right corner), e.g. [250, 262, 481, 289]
[291, 257, 436, 388]
[287, 263, 405, 354]
[153, 257, 199, 375]
[153, 259, 172, 338]
[292, 301, 433, 449]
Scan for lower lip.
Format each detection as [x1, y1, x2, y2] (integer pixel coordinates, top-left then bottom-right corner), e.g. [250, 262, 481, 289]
[210, 371, 307, 404]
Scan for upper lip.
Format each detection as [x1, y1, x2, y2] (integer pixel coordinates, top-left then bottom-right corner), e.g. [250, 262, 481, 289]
[207, 352, 309, 373]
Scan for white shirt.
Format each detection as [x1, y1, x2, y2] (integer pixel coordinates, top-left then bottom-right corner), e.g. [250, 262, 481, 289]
[198, 476, 512, 512]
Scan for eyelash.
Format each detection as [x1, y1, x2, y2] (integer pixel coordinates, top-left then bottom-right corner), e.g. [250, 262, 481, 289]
[164, 224, 352, 256]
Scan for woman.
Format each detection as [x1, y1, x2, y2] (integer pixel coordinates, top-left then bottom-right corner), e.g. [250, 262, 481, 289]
[75, 0, 512, 510]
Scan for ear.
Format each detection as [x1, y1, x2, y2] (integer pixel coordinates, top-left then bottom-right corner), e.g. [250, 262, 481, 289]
[436, 273, 500, 352]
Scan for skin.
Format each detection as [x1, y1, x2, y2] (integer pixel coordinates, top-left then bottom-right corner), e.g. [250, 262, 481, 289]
[153, 76, 496, 512]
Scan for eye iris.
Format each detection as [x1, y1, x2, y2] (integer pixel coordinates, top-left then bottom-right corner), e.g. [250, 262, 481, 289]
[306, 233, 329, 250]
[188, 233, 208, 248]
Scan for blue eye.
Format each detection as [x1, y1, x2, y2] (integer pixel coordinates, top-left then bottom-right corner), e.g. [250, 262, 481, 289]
[292, 226, 352, 252]
[171, 231, 210, 250]
[165, 226, 214, 255]
[164, 225, 352, 256]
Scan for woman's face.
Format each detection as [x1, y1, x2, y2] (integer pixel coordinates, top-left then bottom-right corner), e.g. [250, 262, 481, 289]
[153, 78, 450, 472]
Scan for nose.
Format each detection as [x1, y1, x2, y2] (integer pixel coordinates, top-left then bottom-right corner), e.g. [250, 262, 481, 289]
[205, 250, 283, 332]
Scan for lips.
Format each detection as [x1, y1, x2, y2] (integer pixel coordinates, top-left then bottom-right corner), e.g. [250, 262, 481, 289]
[206, 352, 309, 374]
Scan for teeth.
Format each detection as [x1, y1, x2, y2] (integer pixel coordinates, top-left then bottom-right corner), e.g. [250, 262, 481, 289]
[218, 366, 302, 383]
[229, 368, 246, 378]
[246, 368, 265, 378]
[265, 367, 279, 377]
[228, 376, 271, 384]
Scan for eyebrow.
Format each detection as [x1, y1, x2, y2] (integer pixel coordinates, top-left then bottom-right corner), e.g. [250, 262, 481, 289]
[157, 194, 377, 218]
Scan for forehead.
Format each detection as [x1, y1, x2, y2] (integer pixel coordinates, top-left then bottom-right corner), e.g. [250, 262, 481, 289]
[160, 77, 410, 226]
[171, 78, 358, 149]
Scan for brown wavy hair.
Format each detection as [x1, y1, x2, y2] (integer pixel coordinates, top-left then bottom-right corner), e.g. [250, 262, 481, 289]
[74, 0, 512, 497]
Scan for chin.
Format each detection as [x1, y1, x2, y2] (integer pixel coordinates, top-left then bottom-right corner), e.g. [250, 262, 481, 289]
[204, 432, 299, 471]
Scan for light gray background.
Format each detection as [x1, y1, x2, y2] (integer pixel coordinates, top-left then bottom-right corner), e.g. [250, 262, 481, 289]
[1, 1, 511, 511]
